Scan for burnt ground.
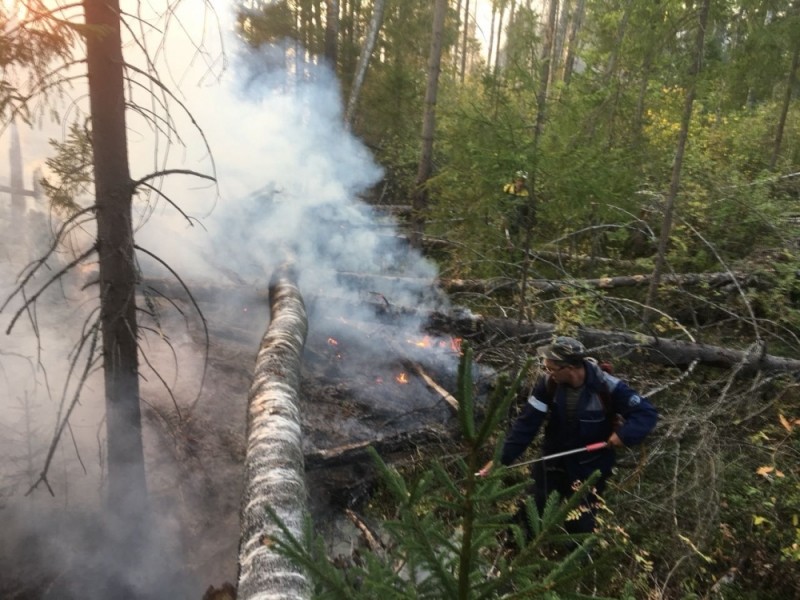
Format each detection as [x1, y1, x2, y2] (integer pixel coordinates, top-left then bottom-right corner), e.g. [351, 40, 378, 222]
[139, 291, 493, 595]
[0, 285, 495, 599]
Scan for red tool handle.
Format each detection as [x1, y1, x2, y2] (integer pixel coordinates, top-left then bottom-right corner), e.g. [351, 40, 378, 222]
[585, 441, 608, 452]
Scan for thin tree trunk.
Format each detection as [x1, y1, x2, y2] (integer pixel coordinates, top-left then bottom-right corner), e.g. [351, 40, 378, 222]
[324, 0, 340, 70]
[554, 0, 570, 85]
[460, 0, 471, 82]
[410, 0, 448, 248]
[237, 268, 310, 600]
[644, 0, 710, 320]
[453, 0, 463, 72]
[517, 0, 558, 321]
[603, 0, 632, 81]
[84, 0, 146, 520]
[8, 119, 26, 258]
[344, 0, 386, 127]
[494, 2, 506, 74]
[487, 6, 496, 68]
[770, 38, 800, 170]
[562, 0, 585, 85]
[634, 51, 654, 139]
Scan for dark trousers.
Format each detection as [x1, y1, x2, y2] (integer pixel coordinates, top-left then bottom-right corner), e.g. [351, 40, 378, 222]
[516, 460, 608, 539]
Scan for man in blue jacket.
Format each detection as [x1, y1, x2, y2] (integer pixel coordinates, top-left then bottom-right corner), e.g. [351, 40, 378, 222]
[479, 336, 658, 535]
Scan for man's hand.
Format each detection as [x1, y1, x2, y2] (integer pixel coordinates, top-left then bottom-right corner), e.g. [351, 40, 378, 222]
[607, 432, 624, 448]
[476, 460, 494, 478]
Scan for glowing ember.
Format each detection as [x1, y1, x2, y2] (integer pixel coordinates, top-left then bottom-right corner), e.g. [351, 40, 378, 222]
[409, 335, 432, 348]
[395, 372, 409, 384]
[407, 335, 463, 354]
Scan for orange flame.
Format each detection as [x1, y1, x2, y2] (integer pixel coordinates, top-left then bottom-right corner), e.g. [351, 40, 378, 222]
[411, 335, 432, 348]
[395, 372, 409, 384]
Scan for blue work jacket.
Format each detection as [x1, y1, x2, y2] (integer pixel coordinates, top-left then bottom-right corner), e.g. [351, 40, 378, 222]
[500, 360, 659, 480]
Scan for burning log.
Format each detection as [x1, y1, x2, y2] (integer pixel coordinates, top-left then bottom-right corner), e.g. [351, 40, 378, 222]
[237, 267, 311, 600]
[138, 276, 796, 376]
[428, 311, 800, 376]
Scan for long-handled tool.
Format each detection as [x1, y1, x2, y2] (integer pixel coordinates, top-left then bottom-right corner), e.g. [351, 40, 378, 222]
[476, 441, 608, 476]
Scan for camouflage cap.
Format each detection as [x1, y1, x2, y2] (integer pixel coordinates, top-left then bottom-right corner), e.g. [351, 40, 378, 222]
[537, 336, 586, 363]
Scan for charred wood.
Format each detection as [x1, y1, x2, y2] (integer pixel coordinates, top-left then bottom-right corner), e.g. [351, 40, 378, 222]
[237, 266, 311, 600]
[138, 278, 798, 375]
[402, 360, 459, 413]
[304, 426, 450, 470]
[427, 311, 800, 376]
[304, 427, 453, 512]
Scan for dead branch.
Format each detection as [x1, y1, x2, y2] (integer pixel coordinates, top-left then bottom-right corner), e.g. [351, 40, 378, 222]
[304, 427, 450, 470]
[345, 508, 385, 554]
[26, 319, 100, 497]
[335, 270, 756, 296]
[404, 360, 459, 413]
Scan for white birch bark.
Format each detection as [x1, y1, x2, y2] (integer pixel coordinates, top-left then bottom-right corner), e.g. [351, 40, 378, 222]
[344, 0, 386, 127]
[237, 269, 310, 600]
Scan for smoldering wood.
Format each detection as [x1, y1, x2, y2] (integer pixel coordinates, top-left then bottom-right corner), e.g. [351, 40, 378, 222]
[427, 312, 800, 375]
[237, 268, 311, 600]
[140, 277, 800, 375]
[402, 360, 459, 412]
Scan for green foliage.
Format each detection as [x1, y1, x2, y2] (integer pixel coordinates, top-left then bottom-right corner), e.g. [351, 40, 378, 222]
[266, 348, 629, 599]
[0, 4, 77, 123]
[237, 1, 298, 48]
[40, 120, 94, 215]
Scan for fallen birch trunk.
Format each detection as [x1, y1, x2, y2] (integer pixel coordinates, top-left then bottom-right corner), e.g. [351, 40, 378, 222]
[237, 267, 310, 600]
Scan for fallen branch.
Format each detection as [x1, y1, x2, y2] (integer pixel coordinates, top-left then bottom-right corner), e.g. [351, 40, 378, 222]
[404, 360, 459, 413]
[345, 508, 385, 554]
[304, 427, 450, 470]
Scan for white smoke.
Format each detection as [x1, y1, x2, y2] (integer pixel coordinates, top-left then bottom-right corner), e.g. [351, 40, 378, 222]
[1, 1, 462, 596]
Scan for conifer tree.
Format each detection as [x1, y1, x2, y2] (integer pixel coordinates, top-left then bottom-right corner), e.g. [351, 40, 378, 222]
[266, 347, 613, 599]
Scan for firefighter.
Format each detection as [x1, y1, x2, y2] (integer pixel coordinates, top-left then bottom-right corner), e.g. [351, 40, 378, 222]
[501, 170, 534, 250]
[478, 336, 658, 536]
[503, 170, 529, 197]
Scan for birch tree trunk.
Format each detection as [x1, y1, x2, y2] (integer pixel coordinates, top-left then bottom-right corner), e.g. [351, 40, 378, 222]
[344, 0, 386, 127]
[237, 268, 310, 600]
